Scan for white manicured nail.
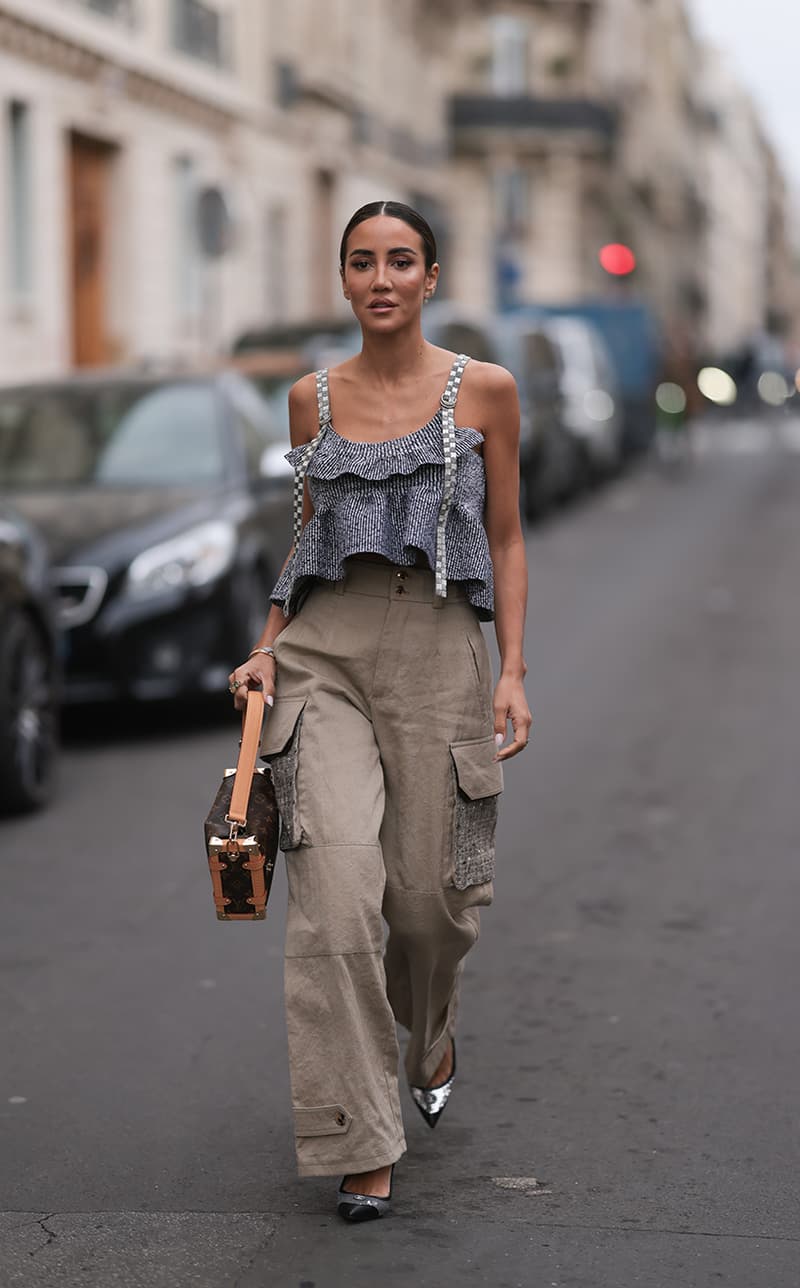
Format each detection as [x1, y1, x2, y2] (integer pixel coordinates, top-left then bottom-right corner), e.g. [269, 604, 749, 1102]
[495, 733, 504, 747]
[265, 694, 274, 707]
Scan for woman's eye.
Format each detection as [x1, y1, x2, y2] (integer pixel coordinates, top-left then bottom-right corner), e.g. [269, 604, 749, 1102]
[353, 260, 371, 270]
[393, 259, 411, 269]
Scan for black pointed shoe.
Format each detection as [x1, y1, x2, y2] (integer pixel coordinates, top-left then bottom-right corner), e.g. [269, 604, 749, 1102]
[410, 1040, 456, 1129]
[337, 1164, 394, 1222]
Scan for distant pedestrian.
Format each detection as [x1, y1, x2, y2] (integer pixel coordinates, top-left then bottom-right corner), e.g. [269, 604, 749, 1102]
[228, 200, 531, 1221]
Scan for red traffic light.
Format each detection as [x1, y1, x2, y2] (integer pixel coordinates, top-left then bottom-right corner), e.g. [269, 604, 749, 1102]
[599, 243, 637, 276]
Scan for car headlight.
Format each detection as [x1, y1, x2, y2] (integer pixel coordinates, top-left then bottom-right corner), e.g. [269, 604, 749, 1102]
[126, 520, 236, 600]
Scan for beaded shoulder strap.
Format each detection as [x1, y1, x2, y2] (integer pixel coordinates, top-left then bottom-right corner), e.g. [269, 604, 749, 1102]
[434, 353, 469, 598]
[291, 369, 332, 552]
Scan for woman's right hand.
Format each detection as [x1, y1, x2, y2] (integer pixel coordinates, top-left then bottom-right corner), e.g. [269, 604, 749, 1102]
[228, 655, 276, 712]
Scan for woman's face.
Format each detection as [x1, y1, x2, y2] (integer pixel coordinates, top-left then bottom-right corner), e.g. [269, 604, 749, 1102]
[341, 215, 438, 330]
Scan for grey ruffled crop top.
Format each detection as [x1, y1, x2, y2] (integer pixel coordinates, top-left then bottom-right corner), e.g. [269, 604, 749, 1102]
[270, 353, 495, 620]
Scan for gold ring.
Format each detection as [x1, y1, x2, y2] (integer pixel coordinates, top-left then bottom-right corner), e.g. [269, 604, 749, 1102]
[228, 679, 243, 694]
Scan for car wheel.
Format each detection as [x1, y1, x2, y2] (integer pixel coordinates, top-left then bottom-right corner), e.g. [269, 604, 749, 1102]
[0, 608, 58, 814]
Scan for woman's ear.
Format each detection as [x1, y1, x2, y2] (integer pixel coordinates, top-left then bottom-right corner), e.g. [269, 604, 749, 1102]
[340, 267, 351, 302]
[424, 262, 440, 302]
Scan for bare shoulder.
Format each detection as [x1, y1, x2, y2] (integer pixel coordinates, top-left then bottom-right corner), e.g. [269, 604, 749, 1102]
[465, 360, 518, 400]
[288, 371, 318, 413]
[288, 372, 320, 446]
[459, 359, 519, 439]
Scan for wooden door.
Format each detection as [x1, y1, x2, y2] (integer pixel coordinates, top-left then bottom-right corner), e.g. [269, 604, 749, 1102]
[312, 168, 335, 318]
[69, 133, 115, 367]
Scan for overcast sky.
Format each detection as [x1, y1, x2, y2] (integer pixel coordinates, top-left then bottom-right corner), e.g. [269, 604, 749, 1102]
[687, 0, 800, 187]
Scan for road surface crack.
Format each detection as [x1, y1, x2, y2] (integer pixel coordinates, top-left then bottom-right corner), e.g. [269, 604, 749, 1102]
[30, 1214, 58, 1257]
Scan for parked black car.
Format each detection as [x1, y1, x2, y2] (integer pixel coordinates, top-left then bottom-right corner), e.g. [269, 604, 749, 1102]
[229, 347, 316, 441]
[488, 314, 569, 518]
[542, 314, 623, 481]
[0, 506, 59, 812]
[0, 370, 293, 703]
[232, 317, 357, 363]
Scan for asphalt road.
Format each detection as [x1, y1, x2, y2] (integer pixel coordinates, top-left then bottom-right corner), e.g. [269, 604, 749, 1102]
[2, 418, 799, 1288]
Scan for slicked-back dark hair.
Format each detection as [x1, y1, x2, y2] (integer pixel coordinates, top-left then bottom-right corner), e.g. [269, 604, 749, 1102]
[339, 201, 438, 272]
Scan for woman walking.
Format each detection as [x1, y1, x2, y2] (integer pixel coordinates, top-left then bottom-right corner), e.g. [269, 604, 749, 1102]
[228, 201, 531, 1221]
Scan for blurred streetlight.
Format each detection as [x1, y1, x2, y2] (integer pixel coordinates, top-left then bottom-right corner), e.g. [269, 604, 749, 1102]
[656, 382, 687, 415]
[757, 371, 789, 407]
[697, 367, 737, 406]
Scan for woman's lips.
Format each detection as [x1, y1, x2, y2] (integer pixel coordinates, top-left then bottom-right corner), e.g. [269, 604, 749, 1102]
[368, 301, 396, 310]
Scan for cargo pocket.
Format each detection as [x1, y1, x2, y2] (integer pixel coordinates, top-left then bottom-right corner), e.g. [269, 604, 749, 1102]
[449, 736, 504, 890]
[294, 1104, 352, 1138]
[262, 696, 307, 850]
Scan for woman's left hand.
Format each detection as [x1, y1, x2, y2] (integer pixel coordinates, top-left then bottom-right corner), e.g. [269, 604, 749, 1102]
[493, 675, 532, 761]
[228, 654, 276, 712]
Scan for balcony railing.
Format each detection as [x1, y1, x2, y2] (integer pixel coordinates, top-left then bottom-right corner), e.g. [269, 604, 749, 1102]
[73, 0, 139, 24]
[451, 94, 617, 140]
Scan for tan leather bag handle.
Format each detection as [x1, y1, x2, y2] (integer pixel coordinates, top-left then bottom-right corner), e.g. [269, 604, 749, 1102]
[227, 689, 265, 827]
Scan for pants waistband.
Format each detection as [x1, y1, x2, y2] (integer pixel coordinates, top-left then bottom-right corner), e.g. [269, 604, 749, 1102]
[327, 559, 468, 606]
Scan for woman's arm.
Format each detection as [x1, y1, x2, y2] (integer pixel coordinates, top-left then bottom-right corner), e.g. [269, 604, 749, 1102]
[477, 363, 532, 761]
[229, 373, 319, 709]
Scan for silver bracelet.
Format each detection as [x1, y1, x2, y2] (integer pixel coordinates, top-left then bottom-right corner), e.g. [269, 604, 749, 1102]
[248, 646, 276, 661]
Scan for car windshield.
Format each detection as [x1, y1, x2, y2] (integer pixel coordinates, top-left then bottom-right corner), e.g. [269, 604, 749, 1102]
[0, 382, 226, 488]
[245, 374, 296, 439]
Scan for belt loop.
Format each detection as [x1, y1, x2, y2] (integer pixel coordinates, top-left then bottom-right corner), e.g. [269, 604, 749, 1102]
[432, 590, 445, 610]
[334, 575, 346, 596]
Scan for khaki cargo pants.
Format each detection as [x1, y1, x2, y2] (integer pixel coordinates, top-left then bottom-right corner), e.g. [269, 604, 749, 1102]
[263, 560, 502, 1177]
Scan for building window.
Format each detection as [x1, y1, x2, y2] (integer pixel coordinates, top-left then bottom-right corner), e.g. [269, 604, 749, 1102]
[174, 156, 199, 324]
[171, 0, 228, 67]
[490, 15, 530, 96]
[494, 166, 529, 239]
[264, 205, 287, 322]
[311, 169, 336, 317]
[351, 109, 371, 147]
[6, 101, 33, 301]
[409, 192, 449, 295]
[274, 61, 297, 109]
[82, 0, 139, 23]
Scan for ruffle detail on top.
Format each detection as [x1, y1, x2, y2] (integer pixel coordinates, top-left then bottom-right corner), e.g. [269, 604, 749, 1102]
[272, 425, 494, 620]
[285, 416, 485, 482]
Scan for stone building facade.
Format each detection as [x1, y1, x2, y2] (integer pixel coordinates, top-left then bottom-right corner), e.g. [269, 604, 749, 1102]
[0, 0, 458, 381]
[447, 0, 616, 312]
[0, 0, 793, 380]
[695, 45, 797, 358]
[445, 0, 794, 356]
[592, 0, 708, 343]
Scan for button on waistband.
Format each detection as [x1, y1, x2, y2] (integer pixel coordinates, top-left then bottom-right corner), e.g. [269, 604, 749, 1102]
[334, 559, 470, 605]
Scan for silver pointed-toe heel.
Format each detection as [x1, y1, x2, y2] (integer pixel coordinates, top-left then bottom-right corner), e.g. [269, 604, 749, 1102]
[410, 1039, 456, 1129]
[337, 1164, 394, 1223]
